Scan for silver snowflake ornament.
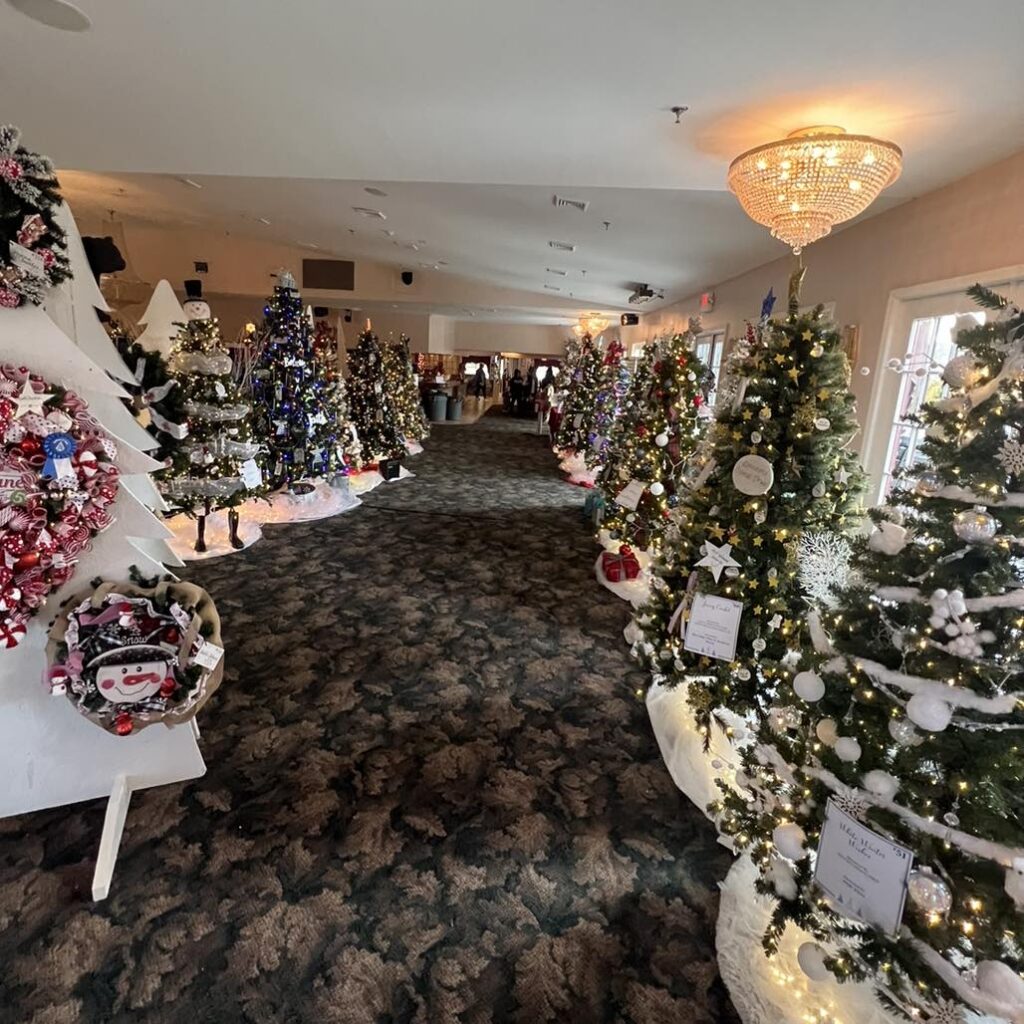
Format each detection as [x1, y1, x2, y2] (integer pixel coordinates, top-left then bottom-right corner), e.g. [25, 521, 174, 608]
[996, 438, 1024, 477]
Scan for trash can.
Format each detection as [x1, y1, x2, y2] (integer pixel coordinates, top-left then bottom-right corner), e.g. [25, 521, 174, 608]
[446, 396, 463, 422]
[428, 391, 448, 422]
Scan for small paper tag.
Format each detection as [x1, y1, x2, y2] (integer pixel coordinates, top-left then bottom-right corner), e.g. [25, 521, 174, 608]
[169, 602, 193, 630]
[572, 413, 584, 428]
[615, 479, 646, 511]
[682, 593, 743, 661]
[813, 799, 913, 935]
[192, 640, 224, 671]
[10, 242, 46, 278]
[240, 458, 262, 488]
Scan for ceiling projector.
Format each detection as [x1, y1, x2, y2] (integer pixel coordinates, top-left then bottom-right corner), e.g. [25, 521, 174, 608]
[628, 283, 658, 304]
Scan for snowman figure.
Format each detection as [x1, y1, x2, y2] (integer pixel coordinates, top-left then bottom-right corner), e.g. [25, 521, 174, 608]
[90, 643, 176, 705]
[182, 278, 211, 321]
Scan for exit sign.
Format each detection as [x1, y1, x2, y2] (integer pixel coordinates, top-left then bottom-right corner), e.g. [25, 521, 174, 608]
[700, 291, 715, 311]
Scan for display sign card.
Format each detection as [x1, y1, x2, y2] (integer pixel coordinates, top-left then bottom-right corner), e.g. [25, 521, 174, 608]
[192, 640, 225, 671]
[9, 242, 45, 278]
[572, 413, 584, 428]
[682, 593, 743, 661]
[240, 459, 263, 488]
[615, 479, 646, 510]
[813, 799, 913, 936]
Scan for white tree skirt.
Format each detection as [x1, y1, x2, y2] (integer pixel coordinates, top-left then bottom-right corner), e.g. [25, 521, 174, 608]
[253, 478, 363, 524]
[166, 507, 263, 562]
[593, 542, 653, 607]
[717, 856, 903, 1024]
[349, 465, 414, 495]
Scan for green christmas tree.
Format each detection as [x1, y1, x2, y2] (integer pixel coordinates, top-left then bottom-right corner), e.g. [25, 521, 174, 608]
[347, 325, 405, 462]
[251, 273, 347, 489]
[311, 310, 362, 470]
[633, 282, 864, 735]
[716, 285, 1024, 1023]
[597, 325, 711, 551]
[382, 334, 429, 444]
[555, 334, 604, 453]
[158, 282, 264, 550]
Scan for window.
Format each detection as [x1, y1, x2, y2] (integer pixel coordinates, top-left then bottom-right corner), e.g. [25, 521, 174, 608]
[879, 312, 982, 499]
[694, 328, 727, 403]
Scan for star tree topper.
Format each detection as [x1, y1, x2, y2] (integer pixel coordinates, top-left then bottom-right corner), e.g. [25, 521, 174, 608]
[695, 540, 741, 582]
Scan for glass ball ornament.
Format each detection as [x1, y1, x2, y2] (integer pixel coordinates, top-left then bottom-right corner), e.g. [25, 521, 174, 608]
[915, 471, 943, 497]
[793, 670, 825, 702]
[810, 343, 824, 358]
[888, 717, 922, 746]
[907, 869, 952, 915]
[942, 353, 981, 389]
[649, 481, 665, 496]
[815, 718, 839, 745]
[654, 432, 669, 447]
[953, 505, 998, 544]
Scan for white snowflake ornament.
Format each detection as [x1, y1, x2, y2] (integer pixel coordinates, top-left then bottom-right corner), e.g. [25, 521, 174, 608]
[997, 438, 1024, 477]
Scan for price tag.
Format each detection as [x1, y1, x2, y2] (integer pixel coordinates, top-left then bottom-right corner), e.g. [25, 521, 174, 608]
[240, 458, 262, 488]
[682, 593, 743, 662]
[9, 242, 45, 278]
[192, 640, 225, 671]
[615, 479, 646, 510]
[813, 799, 913, 935]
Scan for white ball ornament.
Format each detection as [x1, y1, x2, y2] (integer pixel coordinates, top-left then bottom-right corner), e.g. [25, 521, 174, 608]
[942, 352, 981, 389]
[816, 718, 839, 745]
[793, 670, 825, 702]
[906, 693, 953, 732]
[768, 858, 798, 900]
[772, 823, 808, 861]
[975, 961, 1024, 1009]
[649, 481, 665, 496]
[861, 770, 899, 800]
[654, 432, 669, 447]
[796, 942, 831, 983]
[834, 737, 862, 762]
[867, 520, 909, 556]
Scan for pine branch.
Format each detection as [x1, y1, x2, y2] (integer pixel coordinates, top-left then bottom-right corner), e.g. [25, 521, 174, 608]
[966, 282, 1007, 311]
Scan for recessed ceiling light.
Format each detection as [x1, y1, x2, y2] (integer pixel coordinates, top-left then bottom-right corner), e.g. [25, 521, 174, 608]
[353, 206, 386, 219]
[179, 177, 203, 190]
[257, 217, 271, 225]
[548, 240, 576, 252]
[6, 0, 91, 31]
[546, 267, 567, 276]
[364, 186, 388, 197]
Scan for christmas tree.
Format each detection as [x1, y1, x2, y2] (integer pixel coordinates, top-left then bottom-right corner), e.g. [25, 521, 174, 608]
[597, 326, 711, 550]
[311, 308, 362, 471]
[383, 334, 429, 445]
[159, 281, 264, 550]
[716, 285, 1024, 1023]
[346, 325, 405, 462]
[250, 273, 347, 489]
[633, 279, 864, 735]
[555, 334, 604, 453]
[585, 339, 630, 470]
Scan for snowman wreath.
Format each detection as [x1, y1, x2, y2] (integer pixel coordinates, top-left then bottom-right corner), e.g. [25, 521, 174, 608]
[46, 577, 223, 736]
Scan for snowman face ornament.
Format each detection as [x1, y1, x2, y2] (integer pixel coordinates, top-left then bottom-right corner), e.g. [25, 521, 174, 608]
[96, 658, 172, 703]
[183, 298, 211, 321]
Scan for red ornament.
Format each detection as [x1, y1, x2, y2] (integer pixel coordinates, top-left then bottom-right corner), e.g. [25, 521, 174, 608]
[16, 213, 45, 246]
[0, 158, 22, 181]
[159, 678, 177, 698]
[18, 438, 40, 455]
[14, 551, 40, 572]
[114, 712, 134, 736]
[38, 248, 55, 270]
[0, 289, 19, 310]
[694, 394, 704, 407]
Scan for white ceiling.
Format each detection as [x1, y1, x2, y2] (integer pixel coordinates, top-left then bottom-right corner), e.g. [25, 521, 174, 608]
[6, 0, 1024, 318]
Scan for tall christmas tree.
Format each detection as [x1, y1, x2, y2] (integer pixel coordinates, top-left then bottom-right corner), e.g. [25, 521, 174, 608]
[383, 334, 429, 445]
[157, 280, 264, 550]
[251, 273, 347, 489]
[717, 285, 1024, 1024]
[347, 324, 405, 462]
[597, 325, 711, 550]
[555, 334, 604, 453]
[633, 280, 864, 735]
[585, 339, 630, 470]
[311, 308, 362, 471]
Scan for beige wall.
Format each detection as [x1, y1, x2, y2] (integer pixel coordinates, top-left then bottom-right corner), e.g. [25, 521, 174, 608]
[603, 148, 1024, 424]
[453, 321, 571, 356]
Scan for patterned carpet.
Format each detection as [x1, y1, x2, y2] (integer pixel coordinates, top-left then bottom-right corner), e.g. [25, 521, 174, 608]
[0, 411, 738, 1024]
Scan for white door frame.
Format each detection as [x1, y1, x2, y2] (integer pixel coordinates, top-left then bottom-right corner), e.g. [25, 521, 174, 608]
[862, 263, 1024, 503]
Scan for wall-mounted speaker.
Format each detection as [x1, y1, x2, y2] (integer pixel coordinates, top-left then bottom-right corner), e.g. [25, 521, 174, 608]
[621, 313, 639, 326]
[400, 270, 414, 286]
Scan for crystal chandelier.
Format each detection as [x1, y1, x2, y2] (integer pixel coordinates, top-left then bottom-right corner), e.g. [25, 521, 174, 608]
[573, 312, 610, 337]
[727, 126, 902, 253]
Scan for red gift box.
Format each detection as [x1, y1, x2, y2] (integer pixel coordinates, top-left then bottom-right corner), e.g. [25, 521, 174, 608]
[601, 544, 640, 582]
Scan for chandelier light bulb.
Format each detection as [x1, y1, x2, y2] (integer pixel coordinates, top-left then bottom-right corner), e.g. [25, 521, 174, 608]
[727, 126, 902, 253]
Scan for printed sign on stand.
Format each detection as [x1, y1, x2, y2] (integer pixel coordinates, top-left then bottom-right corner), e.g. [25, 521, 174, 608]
[813, 799, 913, 935]
[682, 593, 743, 661]
[615, 479, 646, 510]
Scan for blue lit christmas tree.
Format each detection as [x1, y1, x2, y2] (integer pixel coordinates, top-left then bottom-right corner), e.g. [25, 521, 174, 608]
[250, 272, 347, 490]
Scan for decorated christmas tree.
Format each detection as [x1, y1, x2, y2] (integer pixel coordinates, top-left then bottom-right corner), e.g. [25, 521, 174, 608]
[346, 325, 405, 462]
[250, 273, 348, 489]
[597, 325, 712, 550]
[383, 334, 429, 445]
[311, 307, 362, 471]
[633, 279, 864, 734]
[717, 285, 1024, 1023]
[555, 334, 603, 453]
[585, 338, 630, 470]
[158, 281, 264, 551]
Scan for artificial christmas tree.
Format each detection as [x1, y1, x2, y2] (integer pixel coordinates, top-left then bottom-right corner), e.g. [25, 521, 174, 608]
[158, 281, 264, 552]
[251, 273, 349, 489]
[347, 324, 405, 462]
[597, 325, 711, 550]
[633, 282, 864, 735]
[311, 307, 362, 471]
[585, 338, 630, 471]
[554, 334, 603, 454]
[716, 285, 1024, 1024]
[383, 334, 429, 447]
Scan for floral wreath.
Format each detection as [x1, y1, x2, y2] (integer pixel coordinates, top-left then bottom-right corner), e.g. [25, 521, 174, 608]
[47, 578, 223, 735]
[0, 364, 120, 648]
[0, 124, 71, 307]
